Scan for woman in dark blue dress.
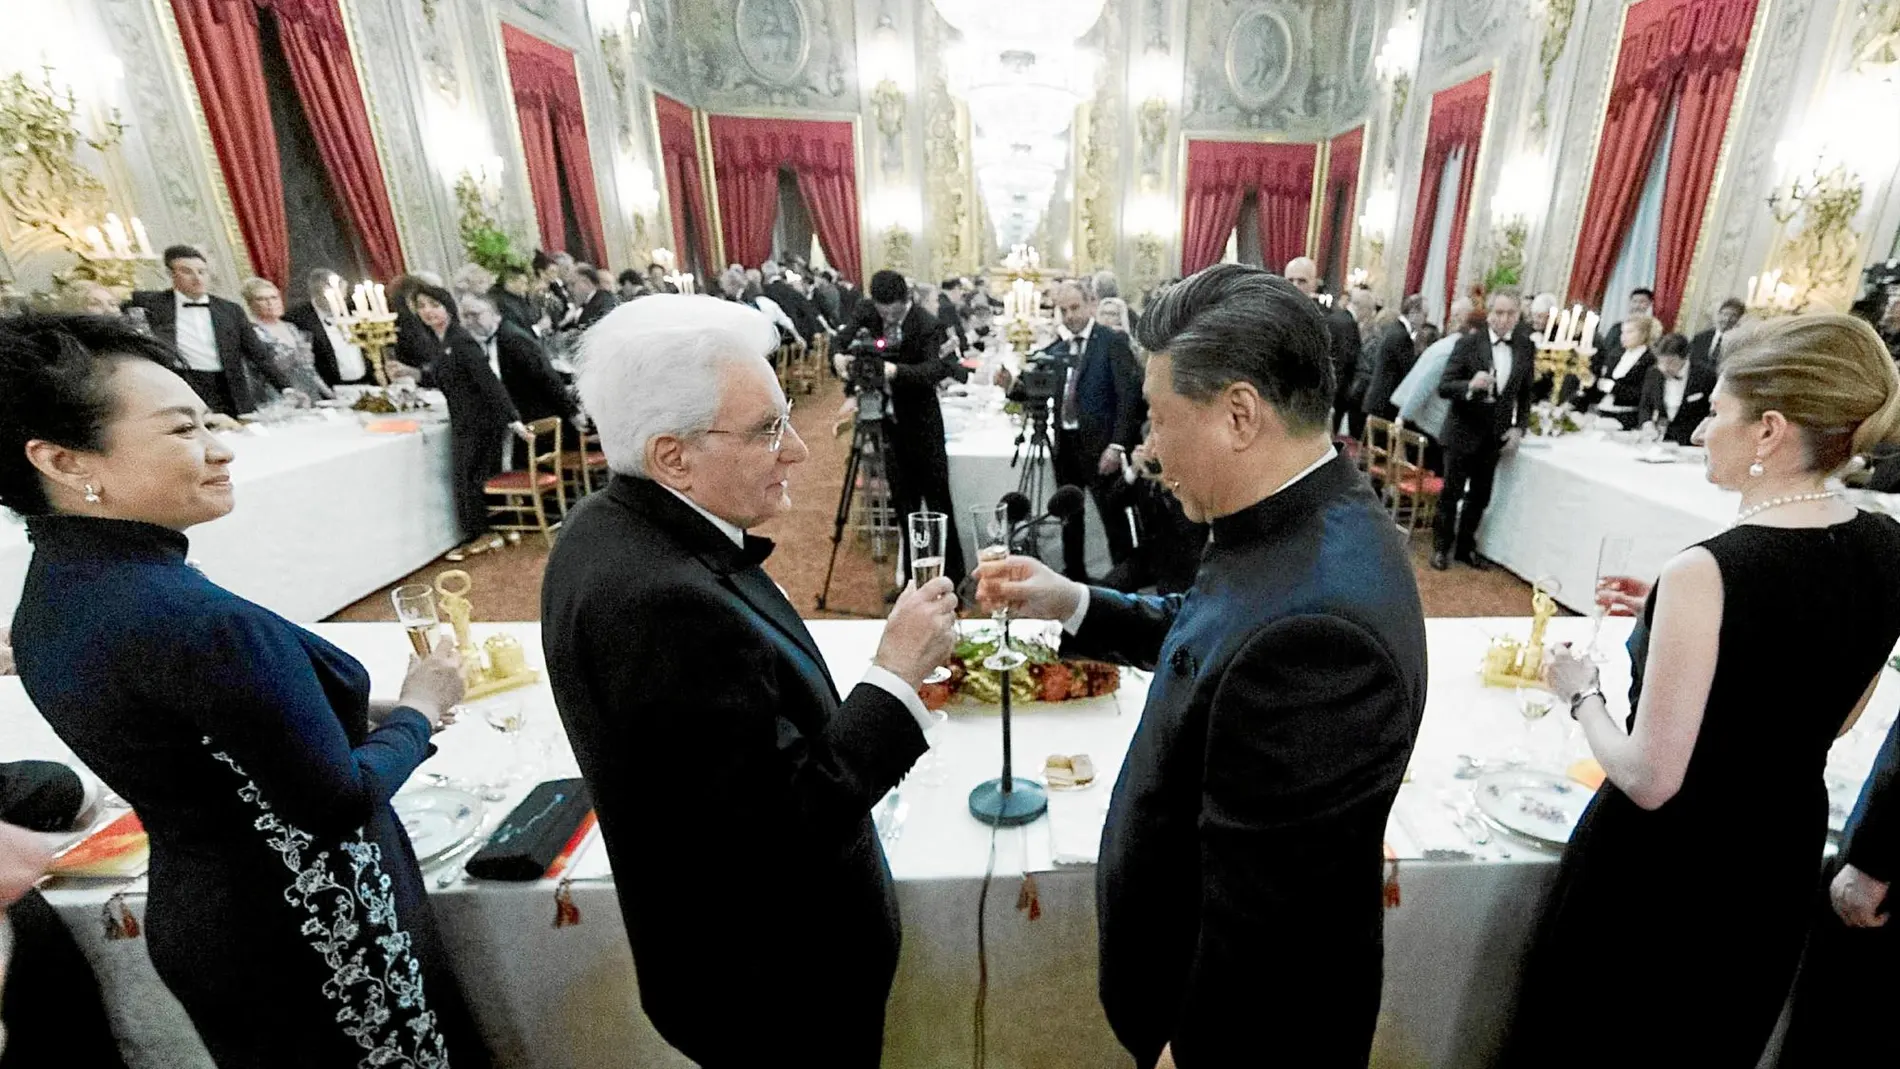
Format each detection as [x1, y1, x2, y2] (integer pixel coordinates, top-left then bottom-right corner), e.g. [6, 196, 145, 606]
[1507, 314, 1900, 1065]
[0, 314, 490, 1068]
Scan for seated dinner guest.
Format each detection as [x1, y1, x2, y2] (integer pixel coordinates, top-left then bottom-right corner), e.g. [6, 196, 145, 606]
[283, 268, 370, 386]
[125, 245, 290, 416]
[1636, 332, 1713, 445]
[1587, 314, 1659, 428]
[0, 314, 488, 1068]
[541, 295, 958, 1068]
[976, 265, 1427, 1069]
[1510, 314, 1900, 1066]
[239, 278, 332, 402]
[567, 264, 618, 332]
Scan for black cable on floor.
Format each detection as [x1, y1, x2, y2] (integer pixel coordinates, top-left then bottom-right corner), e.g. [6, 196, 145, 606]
[973, 819, 999, 1069]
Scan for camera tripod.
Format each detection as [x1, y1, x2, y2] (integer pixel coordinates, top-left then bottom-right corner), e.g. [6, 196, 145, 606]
[816, 406, 895, 613]
[1010, 403, 1059, 559]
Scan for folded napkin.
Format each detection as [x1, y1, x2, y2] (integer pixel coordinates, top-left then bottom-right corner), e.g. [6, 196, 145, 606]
[465, 778, 593, 881]
[1047, 793, 1105, 866]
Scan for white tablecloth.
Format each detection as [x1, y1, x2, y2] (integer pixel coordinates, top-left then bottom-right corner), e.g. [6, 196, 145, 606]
[0, 414, 459, 623]
[1478, 435, 1739, 613]
[942, 388, 1113, 577]
[20, 617, 1898, 1068]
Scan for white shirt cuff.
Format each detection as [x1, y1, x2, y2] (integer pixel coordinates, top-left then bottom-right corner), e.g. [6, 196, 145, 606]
[861, 665, 937, 733]
[1061, 586, 1091, 635]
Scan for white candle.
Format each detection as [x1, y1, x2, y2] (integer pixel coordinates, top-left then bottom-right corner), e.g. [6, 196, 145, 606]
[130, 217, 153, 258]
[352, 283, 367, 317]
[373, 283, 387, 315]
[104, 214, 130, 257]
[1579, 311, 1599, 354]
[84, 226, 108, 258]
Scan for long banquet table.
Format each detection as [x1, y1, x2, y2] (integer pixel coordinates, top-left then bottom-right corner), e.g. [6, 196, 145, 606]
[21, 617, 1897, 1068]
[0, 412, 459, 623]
[942, 387, 1112, 577]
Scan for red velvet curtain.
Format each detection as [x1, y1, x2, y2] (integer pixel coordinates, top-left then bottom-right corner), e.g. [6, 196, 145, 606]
[1181, 139, 1316, 276]
[706, 115, 862, 282]
[1404, 72, 1491, 311]
[1181, 140, 1252, 275]
[1653, 0, 1758, 326]
[1317, 125, 1364, 288]
[1254, 142, 1318, 274]
[1569, 0, 1758, 326]
[502, 24, 609, 266]
[170, 0, 289, 287]
[654, 93, 714, 276]
[267, 0, 403, 279]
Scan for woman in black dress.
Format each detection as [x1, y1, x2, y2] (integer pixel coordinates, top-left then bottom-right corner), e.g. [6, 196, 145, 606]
[412, 284, 526, 562]
[1508, 314, 1900, 1065]
[0, 314, 489, 1067]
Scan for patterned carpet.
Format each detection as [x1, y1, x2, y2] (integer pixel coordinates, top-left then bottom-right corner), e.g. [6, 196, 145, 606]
[330, 378, 1546, 622]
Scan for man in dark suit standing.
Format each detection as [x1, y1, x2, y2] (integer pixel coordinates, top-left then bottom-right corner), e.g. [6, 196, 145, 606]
[1636, 334, 1715, 445]
[284, 267, 372, 386]
[1043, 279, 1145, 579]
[976, 264, 1427, 1069]
[935, 276, 969, 354]
[541, 295, 957, 1068]
[1283, 257, 1361, 435]
[1363, 293, 1427, 420]
[1432, 289, 1536, 571]
[1689, 296, 1745, 371]
[1777, 712, 1900, 1064]
[855, 269, 970, 582]
[125, 245, 290, 416]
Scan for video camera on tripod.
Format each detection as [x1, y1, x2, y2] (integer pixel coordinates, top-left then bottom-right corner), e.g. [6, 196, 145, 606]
[842, 325, 903, 422]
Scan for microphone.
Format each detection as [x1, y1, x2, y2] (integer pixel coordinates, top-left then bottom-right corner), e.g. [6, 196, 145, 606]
[1007, 485, 1085, 541]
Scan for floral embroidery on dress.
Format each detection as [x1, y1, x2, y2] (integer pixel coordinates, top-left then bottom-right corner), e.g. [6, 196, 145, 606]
[206, 741, 449, 1068]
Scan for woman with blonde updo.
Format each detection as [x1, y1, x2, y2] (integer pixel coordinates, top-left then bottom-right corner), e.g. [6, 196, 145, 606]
[1506, 314, 1900, 1066]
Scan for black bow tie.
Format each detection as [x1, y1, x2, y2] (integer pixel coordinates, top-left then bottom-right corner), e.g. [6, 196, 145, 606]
[181, 300, 210, 308]
[741, 534, 775, 568]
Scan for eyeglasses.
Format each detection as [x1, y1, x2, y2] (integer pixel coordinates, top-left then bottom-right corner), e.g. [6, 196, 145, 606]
[704, 401, 794, 453]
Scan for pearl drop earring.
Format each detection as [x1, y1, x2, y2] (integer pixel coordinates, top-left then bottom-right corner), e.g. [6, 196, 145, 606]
[1748, 459, 1765, 478]
[83, 484, 101, 503]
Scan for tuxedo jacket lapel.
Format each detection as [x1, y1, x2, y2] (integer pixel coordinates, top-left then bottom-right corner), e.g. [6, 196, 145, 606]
[718, 557, 840, 700]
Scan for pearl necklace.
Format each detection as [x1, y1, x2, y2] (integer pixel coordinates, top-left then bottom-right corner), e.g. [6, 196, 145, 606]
[1729, 490, 1839, 528]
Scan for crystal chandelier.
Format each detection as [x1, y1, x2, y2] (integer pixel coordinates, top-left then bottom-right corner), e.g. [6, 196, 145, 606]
[932, 0, 1106, 250]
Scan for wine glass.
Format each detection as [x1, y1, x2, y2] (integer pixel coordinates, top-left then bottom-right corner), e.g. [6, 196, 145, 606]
[1587, 536, 1638, 661]
[1515, 687, 1557, 768]
[391, 585, 440, 657]
[908, 511, 953, 685]
[479, 694, 535, 786]
[972, 504, 1026, 672]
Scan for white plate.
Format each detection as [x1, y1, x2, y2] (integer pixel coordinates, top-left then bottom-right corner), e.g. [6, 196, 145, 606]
[392, 787, 484, 863]
[1470, 769, 1593, 847]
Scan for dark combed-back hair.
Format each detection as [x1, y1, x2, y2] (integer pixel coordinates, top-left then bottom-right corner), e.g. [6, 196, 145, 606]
[1135, 263, 1335, 435]
[869, 270, 908, 304]
[161, 244, 204, 269]
[0, 314, 183, 516]
[1655, 332, 1690, 359]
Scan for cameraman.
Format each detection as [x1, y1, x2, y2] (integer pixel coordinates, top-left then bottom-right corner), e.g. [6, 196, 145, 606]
[842, 270, 970, 583]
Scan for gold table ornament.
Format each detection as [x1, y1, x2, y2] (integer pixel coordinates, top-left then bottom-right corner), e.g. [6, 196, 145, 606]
[340, 313, 398, 387]
[1481, 578, 1561, 688]
[431, 569, 540, 700]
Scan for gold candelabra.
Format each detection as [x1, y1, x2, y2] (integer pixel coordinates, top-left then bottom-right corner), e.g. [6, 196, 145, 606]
[1533, 340, 1596, 409]
[341, 313, 398, 387]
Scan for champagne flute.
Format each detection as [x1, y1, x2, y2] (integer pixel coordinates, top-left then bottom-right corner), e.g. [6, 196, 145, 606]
[1515, 687, 1556, 768]
[1587, 535, 1638, 662]
[391, 584, 440, 657]
[972, 504, 1026, 671]
[479, 694, 534, 786]
[909, 511, 953, 685]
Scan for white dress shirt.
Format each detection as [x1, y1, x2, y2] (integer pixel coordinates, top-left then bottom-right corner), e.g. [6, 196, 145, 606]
[483, 334, 503, 383]
[1662, 372, 1688, 421]
[322, 315, 367, 382]
[1490, 331, 1514, 392]
[1063, 446, 1336, 632]
[660, 485, 935, 731]
[172, 290, 222, 372]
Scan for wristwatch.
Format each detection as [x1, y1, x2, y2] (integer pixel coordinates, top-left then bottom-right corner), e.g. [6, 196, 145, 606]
[1569, 681, 1605, 720]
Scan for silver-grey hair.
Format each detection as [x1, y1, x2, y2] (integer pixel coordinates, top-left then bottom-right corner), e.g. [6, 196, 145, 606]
[577, 294, 779, 477]
[1091, 270, 1120, 300]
